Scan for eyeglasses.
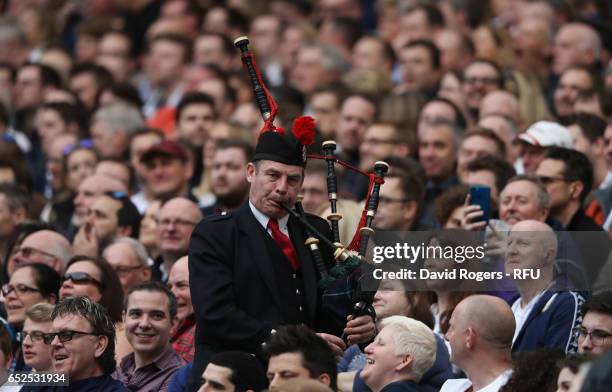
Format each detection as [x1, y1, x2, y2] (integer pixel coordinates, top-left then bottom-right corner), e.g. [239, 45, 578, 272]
[1, 283, 41, 296]
[157, 218, 199, 228]
[113, 264, 143, 275]
[573, 327, 612, 346]
[15, 246, 57, 260]
[378, 196, 409, 206]
[537, 175, 576, 185]
[21, 330, 47, 343]
[464, 76, 500, 86]
[63, 139, 94, 156]
[42, 330, 101, 345]
[62, 272, 102, 288]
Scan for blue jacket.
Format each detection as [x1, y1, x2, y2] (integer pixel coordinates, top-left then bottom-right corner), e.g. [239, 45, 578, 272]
[168, 362, 193, 392]
[510, 289, 584, 354]
[349, 334, 453, 392]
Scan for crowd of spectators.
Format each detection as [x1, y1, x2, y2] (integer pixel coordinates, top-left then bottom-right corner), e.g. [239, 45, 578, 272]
[0, 0, 610, 391]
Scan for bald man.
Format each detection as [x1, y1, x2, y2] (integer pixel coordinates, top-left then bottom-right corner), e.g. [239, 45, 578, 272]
[479, 91, 522, 129]
[441, 295, 514, 392]
[553, 23, 601, 74]
[506, 220, 584, 354]
[154, 197, 203, 282]
[10, 230, 72, 274]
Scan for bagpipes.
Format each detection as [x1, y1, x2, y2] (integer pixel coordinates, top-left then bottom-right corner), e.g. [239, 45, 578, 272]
[234, 36, 388, 326]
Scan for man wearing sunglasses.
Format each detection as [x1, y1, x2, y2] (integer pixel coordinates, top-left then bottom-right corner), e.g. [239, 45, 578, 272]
[578, 291, 612, 357]
[9, 230, 72, 275]
[45, 296, 128, 391]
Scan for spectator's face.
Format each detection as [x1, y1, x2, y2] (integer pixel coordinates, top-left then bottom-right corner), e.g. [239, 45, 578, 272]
[578, 311, 612, 356]
[418, 124, 457, 180]
[59, 261, 103, 302]
[103, 243, 150, 295]
[444, 206, 465, 229]
[554, 69, 592, 118]
[309, 92, 339, 138]
[35, 108, 68, 155]
[96, 33, 132, 82]
[74, 176, 102, 222]
[193, 35, 227, 67]
[444, 306, 467, 365]
[362, 326, 404, 392]
[247, 160, 303, 220]
[462, 63, 501, 110]
[51, 314, 108, 381]
[144, 156, 190, 200]
[0, 194, 22, 239]
[352, 37, 387, 72]
[168, 258, 192, 320]
[375, 177, 415, 231]
[86, 195, 123, 246]
[499, 180, 547, 226]
[438, 73, 465, 109]
[11, 234, 61, 274]
[177, 103, 216, 147]
[300, 173, 327, 215]
[4, 267, 48, 326]
[457, 135, 500, 180]
[14, 65, 42, 110]
[146, 40, 186, 86]
[130, 133, 163, 181]
[210, 147, 250, 202]
[200, 363, 235, 392]
[22, 318, 53, 371]
[267, 352, 311, 389]
[157, 200, 199, 254]
[399, 9, 430, 41]
[373, 280, 410, 319]
[360, 124, 402, 172]
[417, 100, 457, 134]
[139, 200, 161, 251]
[91, 120, 127, 160]
[466, 170, 499, 208]
[66, 149, 98, 192]
[604, 124, 612, 169]
[505, 229, 552, 275]
[553, 26, 585, 74]
[557, 366, 579, 392]
[291, 47, 331, 96]
[335, 96, 375, 153]
[400, 45, 438, 92]
[69, 72, 99, 111]
[521, 144, 548, 174]
[125, 290, 176, 359]
[535, 158, 573, 211]
[567, 125, 592, 159]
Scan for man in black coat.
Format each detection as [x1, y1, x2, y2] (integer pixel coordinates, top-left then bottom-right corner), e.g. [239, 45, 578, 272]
[188, 121, 376, 391]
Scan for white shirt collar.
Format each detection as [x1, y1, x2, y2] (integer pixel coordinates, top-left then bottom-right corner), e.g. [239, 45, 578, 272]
[249, 201, 290, 235]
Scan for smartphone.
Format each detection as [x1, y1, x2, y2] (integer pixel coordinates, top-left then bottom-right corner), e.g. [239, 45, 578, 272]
[469, 185, 491, 223]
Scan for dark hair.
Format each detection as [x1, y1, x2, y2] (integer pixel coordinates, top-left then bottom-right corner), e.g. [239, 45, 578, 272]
[499, 348, 566, 392]
[103, 81, 143, 109]
[14, 263, 61, 302]
[557, 354, 591, 375]
[0, 182, 28, 214]
[215, 138, 254, 162]
[403, 39, 441, 70]
[464, 59, 504, 88]
[580, 351, 612, 392]
[421, 97, 467, 130]
[195, 32, 234, 58]
[176, 92, 217, 124]
[52, 296, 116, 375]
[104, 191, 141, 239]
[124, 281, 177, 319]
[567, 112, 607, 143]
[70, 62, 113, 85]
[264, 325, 338, 391]
[462, 127, 506, 158]
[210, 351, 268, 391]
[64, 256, 124, 323]
[466, 154, 516, 197]
[148, 33, 192, 63]
[403, 4, 445, 28]
[582, 290, 612, 317]
[22, 62, 62, 89]
[434, 184, 469, 226]
[385, 169, 425, 217]
[544, 147, 593, 202]
[341, 93, 378, 121]
[38, 101, 87, 135]
[0, 323, 10, 359]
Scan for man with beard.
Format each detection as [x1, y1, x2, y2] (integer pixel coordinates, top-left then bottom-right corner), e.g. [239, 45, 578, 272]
[553, 66, 600, 122]
[202, 139, 252, 216]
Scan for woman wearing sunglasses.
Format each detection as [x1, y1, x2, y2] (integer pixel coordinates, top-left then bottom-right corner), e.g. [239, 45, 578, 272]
[3, 263, 60, 371]
[59, 255, 131, 361]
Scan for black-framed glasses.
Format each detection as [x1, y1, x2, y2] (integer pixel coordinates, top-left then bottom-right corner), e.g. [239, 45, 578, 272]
[62, 272, 103, 288]
[42, 330, 101, 345]
[573, 327, 612, 346]
[1, 283, 41, 296]
[21, 330, 47, 343]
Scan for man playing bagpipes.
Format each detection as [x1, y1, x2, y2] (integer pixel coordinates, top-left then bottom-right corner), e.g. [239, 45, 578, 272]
[187, 37, 381, 391]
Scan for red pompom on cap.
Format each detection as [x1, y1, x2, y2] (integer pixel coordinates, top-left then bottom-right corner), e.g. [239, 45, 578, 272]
[292, 116, 316, 146]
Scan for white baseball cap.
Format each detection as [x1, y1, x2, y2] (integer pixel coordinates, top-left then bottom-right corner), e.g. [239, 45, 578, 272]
[518, 121, 572, 148]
